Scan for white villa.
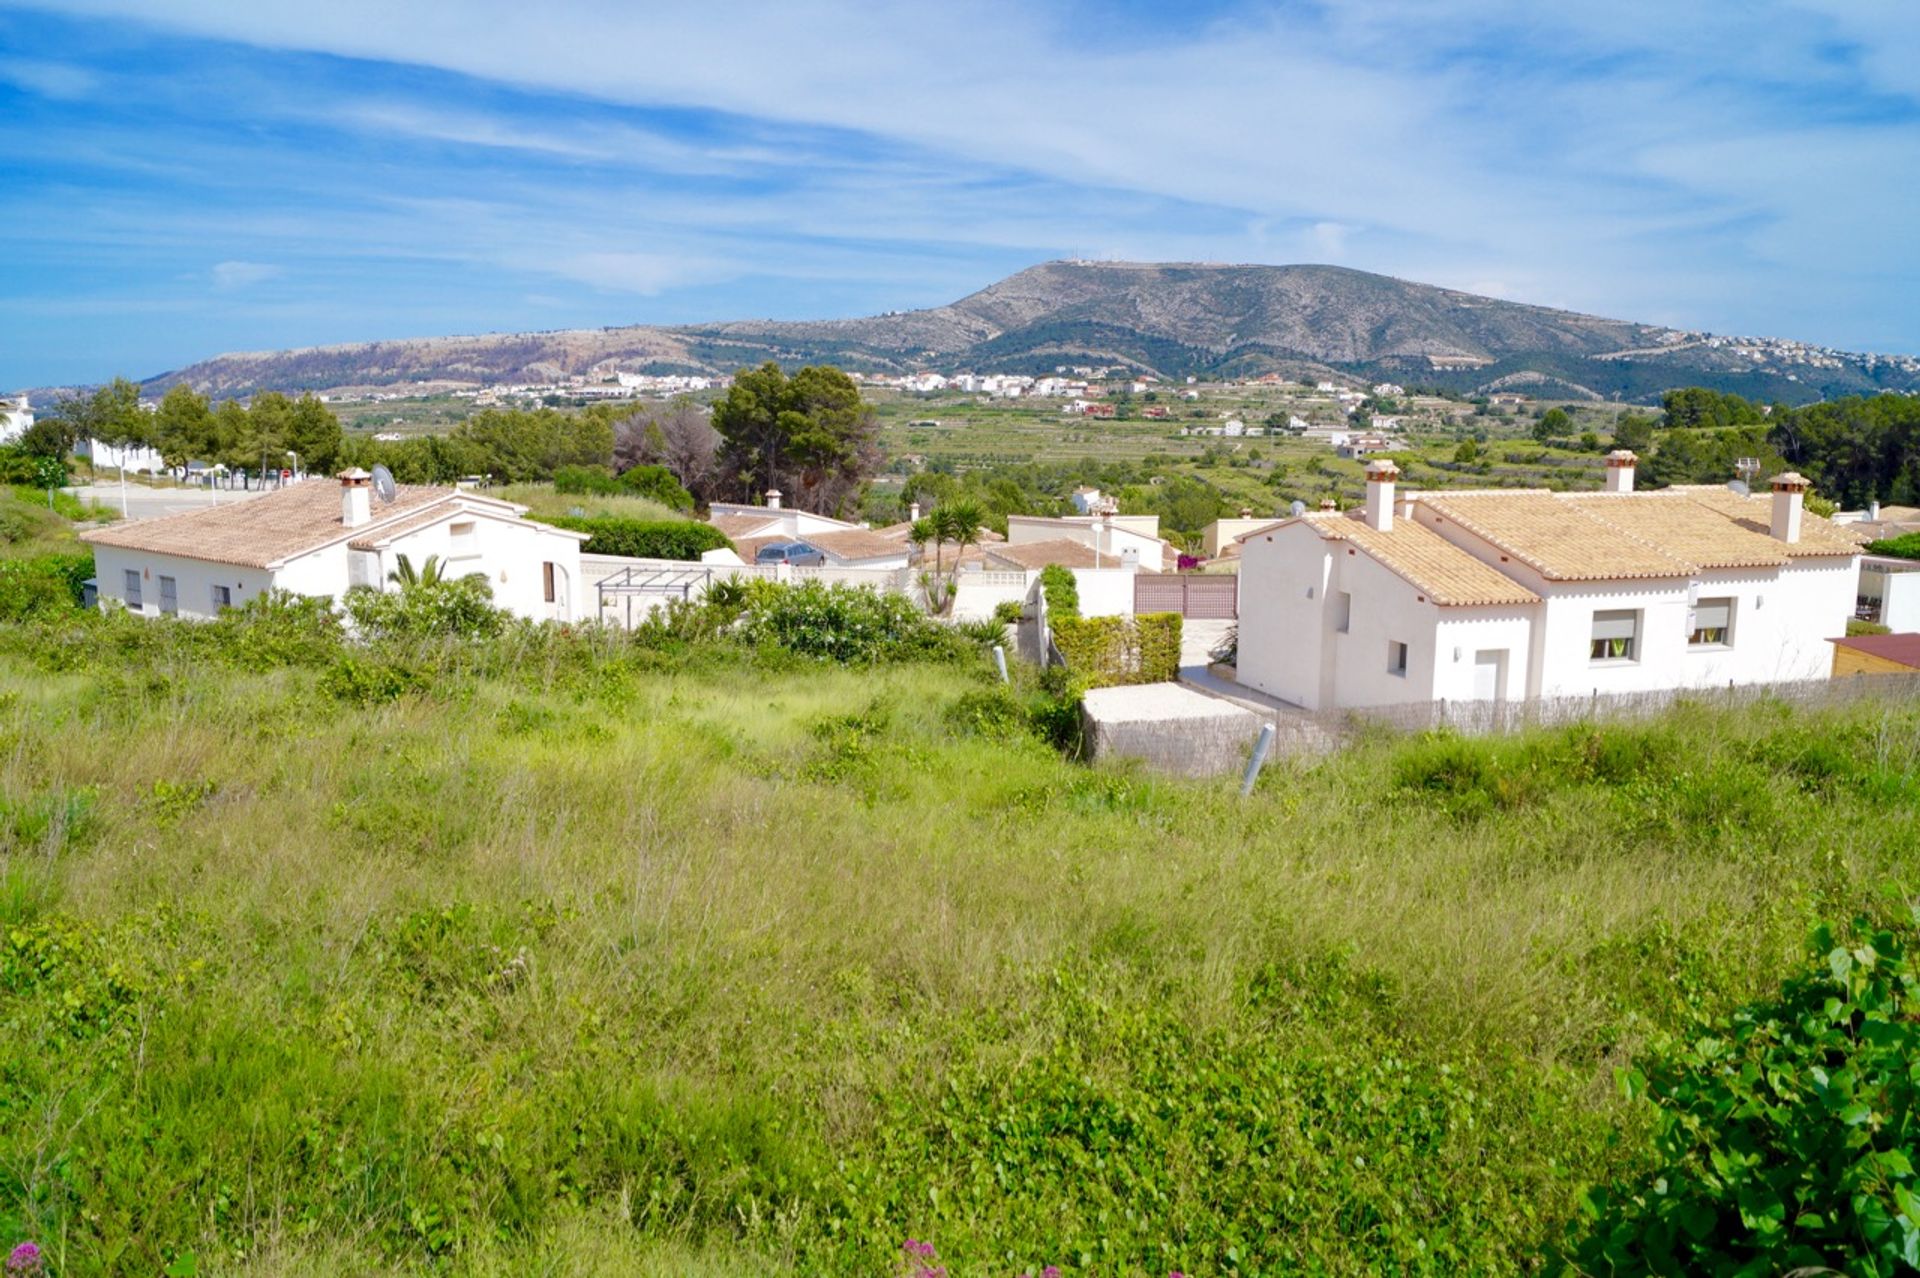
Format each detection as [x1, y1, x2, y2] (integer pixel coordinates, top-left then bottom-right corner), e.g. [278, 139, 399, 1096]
[0, 396, 31, 442]
[83, 469, 589, 622]
[1236, 452, 1863, 710]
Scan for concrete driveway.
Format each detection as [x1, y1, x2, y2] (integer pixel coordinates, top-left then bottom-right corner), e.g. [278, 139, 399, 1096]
[66, 481, 270, 521]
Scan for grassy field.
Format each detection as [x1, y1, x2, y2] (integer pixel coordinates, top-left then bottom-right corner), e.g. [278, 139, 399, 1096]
[489, 484, 688, 524]
[3, 597, 1918, 1275]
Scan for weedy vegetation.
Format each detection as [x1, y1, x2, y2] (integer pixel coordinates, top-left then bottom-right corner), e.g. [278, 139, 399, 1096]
[1, 554, 1918, 1275]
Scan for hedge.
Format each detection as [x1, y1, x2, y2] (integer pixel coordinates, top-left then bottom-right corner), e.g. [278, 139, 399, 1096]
[532, 516, 730, 560]
[1038, 563, 1079, 618]
[1050, 612, 1181, 687]
[1865, 532, 1920, 561]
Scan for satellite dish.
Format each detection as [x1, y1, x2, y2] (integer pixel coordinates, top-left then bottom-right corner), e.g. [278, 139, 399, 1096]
[370, 464, 397, 504]
[1727, 479, 1750, 496]
[1289, 500, 1307, 517]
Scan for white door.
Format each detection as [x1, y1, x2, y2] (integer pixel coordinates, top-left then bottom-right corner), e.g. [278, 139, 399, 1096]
[1472, 649, 1506, 702]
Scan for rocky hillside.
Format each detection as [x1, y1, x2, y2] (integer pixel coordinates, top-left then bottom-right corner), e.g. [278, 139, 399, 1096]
[143, 261, 1920, 404]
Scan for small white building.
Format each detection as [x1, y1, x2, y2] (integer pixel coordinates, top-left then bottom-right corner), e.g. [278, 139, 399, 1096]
[82, 470, 589, 622]
[1235, 453, 1863, 710]
[1005, 512, 1167, 572]
[0, 395, 31, 442]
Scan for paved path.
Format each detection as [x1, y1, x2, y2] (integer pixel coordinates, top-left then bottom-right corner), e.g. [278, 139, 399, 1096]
[67, 481, 270, 521]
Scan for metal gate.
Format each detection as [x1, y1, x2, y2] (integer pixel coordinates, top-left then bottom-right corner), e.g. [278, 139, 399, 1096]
[1133, 574, 1237, 618]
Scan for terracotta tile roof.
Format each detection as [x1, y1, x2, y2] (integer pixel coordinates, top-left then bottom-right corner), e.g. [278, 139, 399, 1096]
[799, 528, 910, 561]
[708, 513, 778, 542]
[1665, 486, 1867, 558]
[1295, 512, 1541, 607]
[984, 538, 1104, 570]
[1418, 490, 1697, 580]
[1561, 493, 1790, 569]
[1829, 633, 1920, 670]
[81, 480, 455, 569]
[347, 506, 458, 551]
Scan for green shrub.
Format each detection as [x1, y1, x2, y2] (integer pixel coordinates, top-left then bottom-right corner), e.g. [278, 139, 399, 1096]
[1568, 912, 1920, 1277]
[534, 515, 728, 560]
[0, 553, 90, 622]
[1865, 532, 1920, 561]
[1038, 564, 1079, 618]
[551, 464, 622, 496]
[343, 576, 505, 642]
[1049, 612, 1181, 686]
[992, 599, 1024, 625]
[618, 463, 696, 512]
[732, 581, 961, 664]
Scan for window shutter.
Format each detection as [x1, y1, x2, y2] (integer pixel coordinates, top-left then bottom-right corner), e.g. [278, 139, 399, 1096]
[1692, 599, 1731, 631]
[1591, 611, 1637, 640]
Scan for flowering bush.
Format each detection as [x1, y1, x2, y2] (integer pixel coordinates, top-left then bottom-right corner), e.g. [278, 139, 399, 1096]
[5, 1242, 43, 1275]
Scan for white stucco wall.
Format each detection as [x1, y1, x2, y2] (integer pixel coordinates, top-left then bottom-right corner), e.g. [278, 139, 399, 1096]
[1883, 570, 1920, 632]
[1432, 610, 1536, 703]
[91, 546, 271, 619]
[1070, 568, 1138, 619]
[1235, 523, 1333, 708]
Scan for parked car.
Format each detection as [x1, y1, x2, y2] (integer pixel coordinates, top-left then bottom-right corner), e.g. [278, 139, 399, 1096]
[754, 540, 826, 566]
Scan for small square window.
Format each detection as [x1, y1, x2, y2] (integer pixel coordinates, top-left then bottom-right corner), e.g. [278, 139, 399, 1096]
[1590, 609, 1638, 662]
[449, 521, 478, 555]
[1387, 640, 1408, 676]
[211, 584, 232, 611]
[1689, 597, 1733, 647]
[1335, 591, 1351, 633]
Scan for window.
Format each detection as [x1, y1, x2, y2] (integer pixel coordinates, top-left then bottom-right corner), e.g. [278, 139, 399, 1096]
[542, 562, 557, 603]
[1335, 590, 1351, 633]
[124, 569, 142, 610]
[348, 551, 375, 588]
[1689, 597, 1733, 647]
[158, 575, 178, 616]
[1590, 609, 1638, 661]
[449, 521, 477, 555]
[210, 584, 232, 611]
[1387, 640, 1408, 676]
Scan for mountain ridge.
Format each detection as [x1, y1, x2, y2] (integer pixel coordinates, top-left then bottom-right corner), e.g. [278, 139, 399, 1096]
[131, 261, 1920, 404]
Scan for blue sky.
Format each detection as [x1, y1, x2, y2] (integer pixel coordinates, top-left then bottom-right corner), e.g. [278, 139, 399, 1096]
[3, 0, 1919, 388]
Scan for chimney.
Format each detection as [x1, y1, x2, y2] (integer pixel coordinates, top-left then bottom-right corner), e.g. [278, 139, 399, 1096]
[765, 488, 782, 510]
[1318, 497, 1337, 512]
[1363, 458, 1398, 532]
[339, 467, 372, 528]
[1869, 500, 1882, 522]
[1238, 507, 1252, 519]
[1770, 472, 1808, 544]
[1603, 449, 1637, 493]
[909, 501, 921, 522]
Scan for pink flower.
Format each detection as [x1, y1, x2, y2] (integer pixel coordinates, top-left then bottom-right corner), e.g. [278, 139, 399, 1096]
[5, 1243, 43, 1275]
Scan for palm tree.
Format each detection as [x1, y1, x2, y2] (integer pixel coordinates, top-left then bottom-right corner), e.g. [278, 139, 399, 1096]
[387, 553, 447, 588]
[909, 516, 942, 574]
[938, 500, 985, 572]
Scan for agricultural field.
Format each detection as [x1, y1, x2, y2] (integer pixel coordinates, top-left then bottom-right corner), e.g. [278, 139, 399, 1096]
[2, 570, 1918, 1274]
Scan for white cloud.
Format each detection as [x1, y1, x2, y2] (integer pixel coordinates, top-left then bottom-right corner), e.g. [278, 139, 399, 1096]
[211, 260, 283, 289]
[0, 59, 98, 100]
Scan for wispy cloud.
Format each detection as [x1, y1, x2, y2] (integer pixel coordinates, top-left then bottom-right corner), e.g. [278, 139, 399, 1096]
[211, 260, 283, 289]
[1, 0, 1916, 385]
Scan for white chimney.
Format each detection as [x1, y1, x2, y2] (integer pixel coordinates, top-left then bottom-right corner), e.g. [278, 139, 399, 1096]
[765, 488, 782, 510]
[909, 501, 921, 522]
[1770, 472, 1808, 544]
[1363, 458, 1398, 532]
[339, 467, 372, 527]
[1869, 500, 1882, 522]
[1604, 449, 1637, 493]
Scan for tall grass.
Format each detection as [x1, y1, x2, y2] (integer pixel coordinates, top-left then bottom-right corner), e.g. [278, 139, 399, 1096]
[2, 631, 1918, 1274]
[491, 483, 687, 524]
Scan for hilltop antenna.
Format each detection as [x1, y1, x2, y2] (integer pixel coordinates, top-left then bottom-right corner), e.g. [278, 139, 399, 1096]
[370, 464, 397, 504]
